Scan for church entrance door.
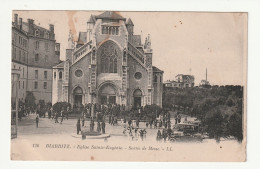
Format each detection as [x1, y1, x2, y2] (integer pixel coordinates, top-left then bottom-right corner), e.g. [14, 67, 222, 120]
[98, 83, 117, 105]
[73, 87, 83, 106]
[133, 89, 142, 107]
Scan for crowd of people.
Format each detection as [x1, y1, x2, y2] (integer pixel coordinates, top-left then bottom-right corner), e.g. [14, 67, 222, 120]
[13, 100, 187, 143]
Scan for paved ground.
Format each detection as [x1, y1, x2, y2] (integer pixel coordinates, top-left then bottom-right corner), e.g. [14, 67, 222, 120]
[11, 113, 242, 161]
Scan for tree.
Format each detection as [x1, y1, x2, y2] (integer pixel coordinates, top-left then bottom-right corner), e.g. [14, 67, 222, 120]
[52, 102, 71, 114]
[25, 91, 36, 108]
[227, 113, 243, 142]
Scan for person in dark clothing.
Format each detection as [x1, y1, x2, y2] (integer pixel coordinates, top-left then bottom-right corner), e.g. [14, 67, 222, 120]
[76, 119, 81, 135]
[55, 112, 59, 123]
[162, 129, 168, 142]
[149, 120, 153, 129]
[101, 121, 106, 134]
[48, 108, 51, 119]
[97, 122, 101, 133]
[36, 114, 39, 128]
[60, 109, 64, 124]
[82, 117, 85, 127]
[156, 130, 162, 142]
[90, 120, 94, 132]
[136, 119, 140, 128]
[128, 119, 132, 127]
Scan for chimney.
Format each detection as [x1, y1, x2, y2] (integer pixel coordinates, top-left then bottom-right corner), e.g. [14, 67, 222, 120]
[49, 24, 54, 33]
[19, 18, 23, 30]
[14, 14, 18, 27]
[49, 24, 54, 39]
[27, 19, 34, 35]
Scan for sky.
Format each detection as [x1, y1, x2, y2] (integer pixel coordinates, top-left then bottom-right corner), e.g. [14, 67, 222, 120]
[14, 11, 247, 86]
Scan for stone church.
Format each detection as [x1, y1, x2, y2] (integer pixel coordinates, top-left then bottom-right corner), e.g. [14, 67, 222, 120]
[52, 11, 163, 110]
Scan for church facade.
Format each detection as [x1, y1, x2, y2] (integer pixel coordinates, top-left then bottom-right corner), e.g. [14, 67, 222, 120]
[52, 11, 163, 109]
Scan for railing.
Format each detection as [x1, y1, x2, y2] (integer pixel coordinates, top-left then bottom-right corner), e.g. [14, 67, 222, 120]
[128, 42, 145, 64]
[74, 40, 92, 61]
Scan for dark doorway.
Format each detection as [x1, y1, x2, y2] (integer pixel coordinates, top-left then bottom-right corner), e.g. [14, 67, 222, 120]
[134, 97, 141, 107]
[73, 87, 83, 106]
[100, 96, 107, 105]
[98, 83, 117, 105]
[133, 89, 142, 108]
[108, 96, 116, 104]
[74, 95, 82, 105]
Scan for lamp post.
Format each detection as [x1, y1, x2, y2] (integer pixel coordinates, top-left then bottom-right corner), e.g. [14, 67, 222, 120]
[11, 68, 20, 139]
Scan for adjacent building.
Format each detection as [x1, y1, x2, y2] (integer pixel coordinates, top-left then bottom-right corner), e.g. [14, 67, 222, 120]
[52, 11, 164, 109]
[11, 13, 60, 104]
[164, 74, 195, 88]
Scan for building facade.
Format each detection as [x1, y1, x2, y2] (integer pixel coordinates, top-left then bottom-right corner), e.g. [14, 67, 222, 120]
[11, 14, 60, 104]
[52, 11, 163, 109]
[164, 74, 195, 88]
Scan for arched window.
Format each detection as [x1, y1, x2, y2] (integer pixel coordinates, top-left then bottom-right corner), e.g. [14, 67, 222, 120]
[99, 41, 120, 74]
[113, 58, 117, 73]
[35, 29, 39, 37]
[59, 71, 62, 79]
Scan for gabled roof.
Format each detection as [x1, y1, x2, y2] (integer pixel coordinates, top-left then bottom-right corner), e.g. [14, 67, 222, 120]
[126, 18, 134, 25]
[77, 32, 87, 45]
[53, 61, 65, 68]
[96, 11, 126, 20]
[153, 66, 164, 73]
[87, 15, 96, 23]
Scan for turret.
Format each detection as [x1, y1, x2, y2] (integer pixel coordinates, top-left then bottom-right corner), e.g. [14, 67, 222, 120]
[126, 18, 134, 36]
[67, 29, 75, 49]
[144, 34, 151, 50]
[87, 15, 95, 42]
[66, 30, 75, 62]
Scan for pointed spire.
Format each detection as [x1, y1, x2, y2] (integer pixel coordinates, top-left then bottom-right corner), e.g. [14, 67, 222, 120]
[68, 29, 75, 49]
[87, 15, 95, 23]
[126, 18, 134, 26]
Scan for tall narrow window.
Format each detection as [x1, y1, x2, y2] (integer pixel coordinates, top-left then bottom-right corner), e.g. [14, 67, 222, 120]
[35, 54, 39, 62]
[113, 58, 117, 73]
[35, 29, 39, 37]
[59, 71, 62, 79]
[14, 48, 16, 59]
[35, 41, 39, 50]
[45, 55, 48, 63]
[35, 70, 38, 79]
[22, 68, 24, 78]
[101, 57, 105, 73]
[19, 50, 21, 60]
[44, 71, 47, 79]
[23, 52, 26, 61]
[18, 81, 20, 89]
[105, 58, 109, 73]
[34, 81, 38, 89]
[154, 75, 157, 82]
[43, 82, 47, 89]
[109, 58, 113, 73]
[54, 72, 56, 79]
[23, 81, 24, 89]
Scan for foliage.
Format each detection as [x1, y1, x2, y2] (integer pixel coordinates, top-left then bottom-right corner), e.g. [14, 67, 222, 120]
[25, 91, 36, 108]
[163, 85, 244, 141]
[52, 102, 71, 113]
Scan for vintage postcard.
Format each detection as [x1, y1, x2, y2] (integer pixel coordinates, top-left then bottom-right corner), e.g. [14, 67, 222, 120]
[10, 11, 247, 161]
